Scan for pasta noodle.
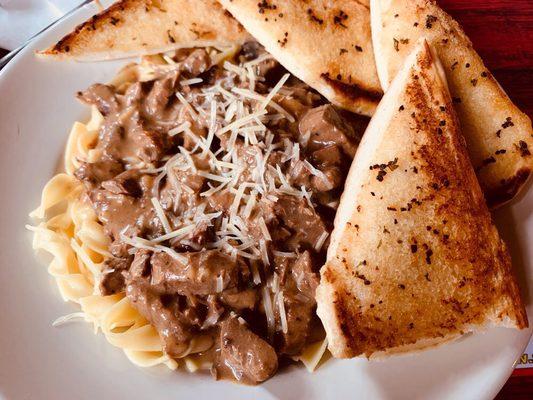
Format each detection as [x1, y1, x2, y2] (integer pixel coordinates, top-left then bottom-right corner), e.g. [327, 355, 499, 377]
[28, 55, 329, 377]
[29, 106, 182, 370]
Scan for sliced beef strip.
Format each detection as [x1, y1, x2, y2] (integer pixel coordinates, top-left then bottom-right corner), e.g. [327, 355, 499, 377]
[94, 110, 171, 164]
[290, 251, 319, 299]
[159, 181, 199, 217]
[123, 82, 143, 106]
[276, 96, 315, 135]
[133, 126, 173, 163]
[203, 295, 225, 329]
[168, 161, 207, 193]
[272, 196, 329, 252]
[299, 104, 358, 157]
[286, 81, 323, 108]
[74, 159, 124, 186]
[125, 250, 195, 358]
[96, 121, 129, 161]
[213, 317, 278, 384]
[287, 159, 313, 188]
[288, 156, 343, 194]
[144, 72, 178, 117]
[109, 240, 131, 259]
[220, 288, 257, 310]
[311, 166, 344, 192]
[276, 294, 315, 355]
[269, 80, 323, 138]
[239, 41, 262, 61]
[99, 257, 130, 295]
[88, 174, 162, 240]
[274, 252, 319, 355]
[226, 144, 263, 185]
[337, 108, 370, 140]
[182, 49, 210, 76]
[255, 58, 280, 81]
[308, 145, 345, 192]
[311, 145, 343, 168]
[149, 250, 248, 296]
[101, 169, 143, 197]
[80, 82, 177, 165]
[77, 83, 119, 115]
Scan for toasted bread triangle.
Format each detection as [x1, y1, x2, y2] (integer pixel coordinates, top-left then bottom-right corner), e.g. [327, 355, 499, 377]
[370, 0, 533, 207]
[316, 40, 527, 359]
[217, 0, 382, 116]
[40, 0, 250, 61]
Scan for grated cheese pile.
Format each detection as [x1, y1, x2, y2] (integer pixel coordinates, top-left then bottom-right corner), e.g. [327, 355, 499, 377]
[129, 55, 320, 254]
[118, 49, 331, 334]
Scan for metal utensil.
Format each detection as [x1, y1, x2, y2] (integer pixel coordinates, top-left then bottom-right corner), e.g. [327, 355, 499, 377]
[0, 0, 94, 69]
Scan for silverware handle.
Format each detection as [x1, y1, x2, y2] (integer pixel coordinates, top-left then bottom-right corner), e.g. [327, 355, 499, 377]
[0, 0, 94, 69]
[0, 47, 22, 69]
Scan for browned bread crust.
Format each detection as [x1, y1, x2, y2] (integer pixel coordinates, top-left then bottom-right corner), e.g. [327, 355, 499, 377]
[316, 40, 527, 358]
[40, 0, 250, 61]
[217, 0, 382, 116]
[371, 0, 533, 208]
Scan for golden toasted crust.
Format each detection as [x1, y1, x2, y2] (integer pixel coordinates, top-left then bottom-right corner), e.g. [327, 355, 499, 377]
[40, 0, 250, 61]
[217, 0, 382, 116]
[316, 40, 527, 359]
[370, 0, 533, 207]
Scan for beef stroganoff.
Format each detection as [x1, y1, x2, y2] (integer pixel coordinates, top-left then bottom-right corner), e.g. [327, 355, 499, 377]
[28, 43, 367, 383]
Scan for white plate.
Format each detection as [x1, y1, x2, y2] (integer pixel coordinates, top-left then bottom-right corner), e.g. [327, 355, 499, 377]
[0, 0, 86, 50]
[0, 2, 531, 399]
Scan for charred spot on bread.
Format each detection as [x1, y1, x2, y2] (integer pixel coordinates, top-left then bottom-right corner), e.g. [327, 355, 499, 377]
[320, 73, 382, 103]
[486, 168, 531, 207]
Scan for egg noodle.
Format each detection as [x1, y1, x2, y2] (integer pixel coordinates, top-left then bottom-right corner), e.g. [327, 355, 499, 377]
[27, 53, 328, 375]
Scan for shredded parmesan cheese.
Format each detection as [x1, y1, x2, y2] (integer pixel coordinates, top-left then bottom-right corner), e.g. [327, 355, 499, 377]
[314, 231, 329, 252]
[258, 217, 271, 241]
[216, 275, 224, 293]
[272, 250, 297, 258]
[120, 234, 187, 264]
[152, 224, 196, 243]
[180, 78, 203, 86]
[277, 291, 288, 334]
[176, 92, 198, 118]
[52, 312, 86, 327]
[151, 197, 172, 234]
[262, 286, 275, 337]
[303, 160, 327, 180]
[261, 74, 290, 110]
[243, 52, 273, 68]
[217, 109, 268, 136]
[168, 121, 191, 137]
[197, 171, 232, 183]
[259, 239, 270, 266]
[250, 261, 262, 285]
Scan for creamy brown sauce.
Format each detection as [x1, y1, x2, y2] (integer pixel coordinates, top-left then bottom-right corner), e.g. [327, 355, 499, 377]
[75, 43, 367, 384]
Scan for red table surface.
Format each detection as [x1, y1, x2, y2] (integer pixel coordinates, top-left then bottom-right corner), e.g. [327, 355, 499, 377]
[0, 0, 531, 398]
[438, 1, 532, 398]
